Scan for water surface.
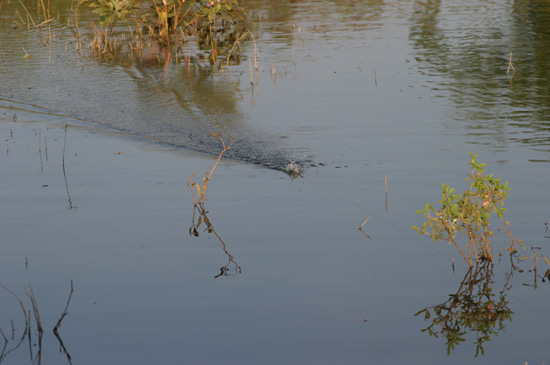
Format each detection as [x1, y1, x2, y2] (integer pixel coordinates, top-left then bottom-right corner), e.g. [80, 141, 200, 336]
[1, 0, 550, 363]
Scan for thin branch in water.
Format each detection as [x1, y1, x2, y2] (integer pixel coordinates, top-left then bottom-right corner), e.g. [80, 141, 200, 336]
[506, 51, 515, 75]
[62, 125, 75, 209]
[359, 217, 371, 239]
[385, 174, 388, 212]
[506, 51, 515, 87]
[38, 128, 44, 173]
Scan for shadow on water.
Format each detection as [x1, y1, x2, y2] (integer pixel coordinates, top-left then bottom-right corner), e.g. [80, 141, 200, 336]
[409, 0, 550, 157]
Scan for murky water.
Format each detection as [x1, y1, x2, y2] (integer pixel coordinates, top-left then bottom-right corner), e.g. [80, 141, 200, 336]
[1, 0, 550, 363]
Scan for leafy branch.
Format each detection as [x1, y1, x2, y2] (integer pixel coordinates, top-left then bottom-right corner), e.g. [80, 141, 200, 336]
[412, 153, 520, 267]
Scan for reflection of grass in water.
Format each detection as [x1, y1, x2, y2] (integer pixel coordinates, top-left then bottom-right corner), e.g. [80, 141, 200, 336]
[0, 281, 74, 364]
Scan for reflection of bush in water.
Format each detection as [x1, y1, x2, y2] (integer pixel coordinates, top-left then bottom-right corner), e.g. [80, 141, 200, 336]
[415, 261, 513, 357]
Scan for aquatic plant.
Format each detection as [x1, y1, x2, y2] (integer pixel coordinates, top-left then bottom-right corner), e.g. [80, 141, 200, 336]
[79, 0, 246, 61]
[412, 153, 520, 267]
[187, 131, 234, 208]
[187, 132, 240, 278]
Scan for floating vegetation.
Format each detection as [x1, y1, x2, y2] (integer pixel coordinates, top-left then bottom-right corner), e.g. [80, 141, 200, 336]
[412, 153, 522, 267]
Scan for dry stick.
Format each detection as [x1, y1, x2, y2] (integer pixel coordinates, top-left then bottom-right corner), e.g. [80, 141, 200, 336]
[506, 51, 515, 88]
[38, 128, 44, 174]
[506, 51, 515, 75]
[359, 217, 371, 239]
[191, 133, 234, 207]
[249, 60, 254, 85]
[62, 125, 67, 168]
[253, 36, 258, 71]
[359, 217, 370, 229]
[16, 0, 37, 27]
[225, 30, 255, 69]
[385, 175, 388, 212]
[203, 134, 233, 192]
[14, 9, 26, 28]
[62, 125, 74, 209]
[48, 24, 53, 63]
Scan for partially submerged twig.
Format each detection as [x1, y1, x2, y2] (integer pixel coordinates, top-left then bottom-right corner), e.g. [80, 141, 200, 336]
[187, 131, 234, 208]
[359, 217, 371, 239]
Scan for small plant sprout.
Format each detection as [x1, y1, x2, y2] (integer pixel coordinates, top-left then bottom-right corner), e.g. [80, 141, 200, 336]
[187, 131, 234, 208]
[412, 153, 522, 268]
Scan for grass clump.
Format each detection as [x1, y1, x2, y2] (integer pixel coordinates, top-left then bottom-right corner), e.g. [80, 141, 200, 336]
[79, 0, 247, 64]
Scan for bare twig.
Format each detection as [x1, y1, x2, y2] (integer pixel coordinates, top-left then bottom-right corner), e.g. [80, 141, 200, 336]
[359, 218, 371, 239]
